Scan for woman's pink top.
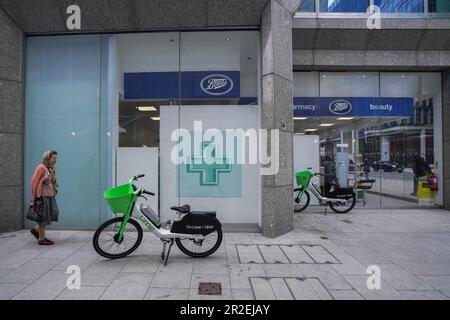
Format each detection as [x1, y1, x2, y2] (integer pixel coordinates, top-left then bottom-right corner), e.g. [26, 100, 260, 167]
[31, 164, 56, 202]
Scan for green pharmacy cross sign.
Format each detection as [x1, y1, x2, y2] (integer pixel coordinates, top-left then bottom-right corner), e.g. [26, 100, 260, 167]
[186, 141, 232, 186]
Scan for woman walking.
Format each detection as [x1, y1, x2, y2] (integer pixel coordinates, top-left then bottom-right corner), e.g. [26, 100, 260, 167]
[30, 150, 59, 245]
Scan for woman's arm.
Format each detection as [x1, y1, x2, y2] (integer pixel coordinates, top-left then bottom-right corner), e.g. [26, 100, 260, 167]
[31, 165, 46, 204]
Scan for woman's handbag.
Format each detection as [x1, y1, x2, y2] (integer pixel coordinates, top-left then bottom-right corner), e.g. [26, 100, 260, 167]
[26, 199, 43, 222]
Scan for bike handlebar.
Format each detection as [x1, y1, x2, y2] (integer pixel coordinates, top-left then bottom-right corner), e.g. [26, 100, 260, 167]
[142, 189, 155, 196]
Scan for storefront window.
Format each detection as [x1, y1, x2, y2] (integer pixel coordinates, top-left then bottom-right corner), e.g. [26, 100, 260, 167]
[25, 35, 114, 227]
[429, 0, 450, 12]
[319, 0, 369, 12]
[25, 31, 260, 228]
[375, 0, 424, 13]
[293, 71, 443, 209]
[298, 0, 316, 12]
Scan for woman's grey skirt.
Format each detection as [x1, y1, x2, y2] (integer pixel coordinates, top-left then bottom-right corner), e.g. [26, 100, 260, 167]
[39, 196, 59, 226]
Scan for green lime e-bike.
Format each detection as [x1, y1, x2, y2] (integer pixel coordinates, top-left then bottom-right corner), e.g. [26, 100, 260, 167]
[294, 168, 356, 214]
[93, 174, 222, 265]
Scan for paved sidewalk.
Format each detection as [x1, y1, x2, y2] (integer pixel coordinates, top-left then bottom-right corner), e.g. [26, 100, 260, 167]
[1, 208, 450, 300]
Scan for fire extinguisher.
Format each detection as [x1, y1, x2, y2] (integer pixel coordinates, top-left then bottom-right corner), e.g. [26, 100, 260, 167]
[428, 174, 438, 191]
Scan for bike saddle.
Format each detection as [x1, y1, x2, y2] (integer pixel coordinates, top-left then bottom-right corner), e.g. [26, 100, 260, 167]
[170, 205, 191, 214]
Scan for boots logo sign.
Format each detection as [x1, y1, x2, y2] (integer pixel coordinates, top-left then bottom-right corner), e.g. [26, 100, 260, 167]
[329, 99, 352, 115]
[200, 74, 234, 96]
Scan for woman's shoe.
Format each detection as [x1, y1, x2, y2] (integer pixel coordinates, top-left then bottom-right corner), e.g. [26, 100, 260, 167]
[38, 239, 54, 245]
[30, 228, 39, 240]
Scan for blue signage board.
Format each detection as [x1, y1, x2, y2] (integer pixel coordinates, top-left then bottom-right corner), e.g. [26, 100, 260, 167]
[293, 97, 414, 117]
[124, 71, 240, 100]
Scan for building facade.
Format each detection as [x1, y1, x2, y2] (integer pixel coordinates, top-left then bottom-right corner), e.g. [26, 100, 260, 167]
[0, 0, 449, 237]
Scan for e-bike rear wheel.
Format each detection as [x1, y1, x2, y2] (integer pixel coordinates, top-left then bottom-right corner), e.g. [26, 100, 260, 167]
[175, 228, 222, 258]
[328, 191, 356, 214]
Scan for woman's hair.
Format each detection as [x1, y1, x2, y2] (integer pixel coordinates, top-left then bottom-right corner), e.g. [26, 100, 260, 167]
[42, 150, 58, 189]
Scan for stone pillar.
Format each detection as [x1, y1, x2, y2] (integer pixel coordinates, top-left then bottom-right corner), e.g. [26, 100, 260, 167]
[0, 8, 24, 232]
[260, 0, 299, 238]
[443, 69, 450, 210]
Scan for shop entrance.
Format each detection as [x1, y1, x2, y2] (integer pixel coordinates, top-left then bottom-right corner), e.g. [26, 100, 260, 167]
[293, 71, 443, 210]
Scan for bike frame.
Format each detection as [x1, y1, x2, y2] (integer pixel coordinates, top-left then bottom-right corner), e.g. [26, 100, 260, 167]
[116, 176, 204, 242]
[297, 172, 347, 205]
[306, 182, 346, 204]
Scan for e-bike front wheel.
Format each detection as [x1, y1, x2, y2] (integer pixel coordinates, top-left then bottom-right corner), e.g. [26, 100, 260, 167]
[294, 187, 310, 213]
[328, 191, 356, 214]
[175, 228, 222, 258]
[93, 217, 143, 259]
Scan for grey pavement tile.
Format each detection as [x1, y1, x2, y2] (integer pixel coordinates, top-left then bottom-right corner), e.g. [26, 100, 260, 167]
[343, 275, 407, 300]
[0, 249, 44, 269]
[302, 245, 339, 264]
[329, 289, 365, 300]
[56, 286, 107, 300]
[100, 273, 153, 300]
[399, 262, 450, 276]
[188, 288, 232, 300]
[260, 253, 290, 264]
[144, 288, 189, 300]
[280, 245, 315, 264]
[418, 276, 450, 298]
[231, 289, 255, 300]
[80, 260, 127, 286]
[121, 256, 161, 274]
[400, 290, 449, 300]
[190, 273, 231, 290]
[263, 264, 303, 278]
[225, 245, 240, 264]
[0, 283, 28, 300]
[12, 271, 68, 300]
[0, 268, 13, 278]
[297, 264, 352, 290]
[0, 258, 61, 284]
[224, 234, 253, 245]
[238, 253, 265, 264]
[36, 242, 85, 260]
[332, 253, 367, 275]
[284, 278, 325, 300]
[249, 278, 276, 300]
[52, 251, 99, 272]
[192, 261, 229, 274]
[372, 264, 434, 291]
[268, 278, 294, 300]
[150, 270, 192, 289]
[228, 264, 266, 289]
[156, 261, 193, 274]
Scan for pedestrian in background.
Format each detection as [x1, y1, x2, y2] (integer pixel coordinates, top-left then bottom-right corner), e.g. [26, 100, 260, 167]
[30, 150, 59, 245]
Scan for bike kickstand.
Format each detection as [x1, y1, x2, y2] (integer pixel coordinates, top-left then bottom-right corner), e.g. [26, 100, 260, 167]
[324, 206, 327, 216]
[161, 240, 167, 261]
[164, 239, 174, 266]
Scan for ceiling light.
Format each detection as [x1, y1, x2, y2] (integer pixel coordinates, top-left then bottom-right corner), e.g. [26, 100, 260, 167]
[337, 117, 354, 120]
[304, 129, 318, 132]
[293, 117, 308, 120]
[226, 37, 231, 41]
[137, 106, 157, 111]
[150, 117, 160, 121]
[319, 123, 334, 127]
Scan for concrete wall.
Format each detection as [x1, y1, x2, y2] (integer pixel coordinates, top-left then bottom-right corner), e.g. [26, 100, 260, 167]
[0, 8, 24, 232]
[443, 69, 450, 210]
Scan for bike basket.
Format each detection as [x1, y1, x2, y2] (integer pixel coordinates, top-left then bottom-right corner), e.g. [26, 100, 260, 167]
[295, 170, 313, 188]
[103, 183, 135, 213]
